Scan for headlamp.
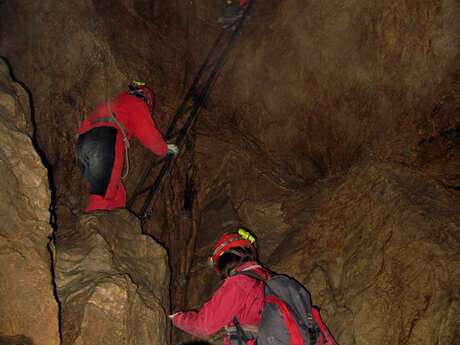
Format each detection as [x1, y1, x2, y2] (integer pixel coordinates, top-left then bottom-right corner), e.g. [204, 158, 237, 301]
[128, 80, 146, 90]
[238, 228, 256, 244]
[209, 229, 257, 272]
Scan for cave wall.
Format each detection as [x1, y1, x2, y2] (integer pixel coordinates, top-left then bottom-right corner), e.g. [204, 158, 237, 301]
[1, 0, 460, 344]
[194, 0, 460, 197]
[272, 163, 460, 345]
[188, 0, 460, 289]
[181, 0, 460, 343]
[54, 210, 170, 345]
[0, 58, 59, 345]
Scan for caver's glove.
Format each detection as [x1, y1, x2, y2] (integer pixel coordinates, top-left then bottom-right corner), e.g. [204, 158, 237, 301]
[168, 312, 182, 319]
[167, 143, 179, 155]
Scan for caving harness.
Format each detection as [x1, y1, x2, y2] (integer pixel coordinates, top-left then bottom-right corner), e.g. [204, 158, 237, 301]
[91, 113, 130, 179]
[88, 81, 156, 180]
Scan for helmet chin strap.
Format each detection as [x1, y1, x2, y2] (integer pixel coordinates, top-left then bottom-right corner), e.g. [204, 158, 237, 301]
[129, 90, 150, 105]
[209, 249, 245, 271]
[227, 249, 246, 258]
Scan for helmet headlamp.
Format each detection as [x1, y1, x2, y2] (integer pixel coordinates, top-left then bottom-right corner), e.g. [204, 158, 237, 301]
[128, 80, 146, 90]
[208, 228, 257, 272]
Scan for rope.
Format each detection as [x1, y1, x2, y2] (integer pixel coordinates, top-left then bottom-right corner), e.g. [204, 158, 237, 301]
[89, 113, 131, 179]
[110, 114, 130, 180]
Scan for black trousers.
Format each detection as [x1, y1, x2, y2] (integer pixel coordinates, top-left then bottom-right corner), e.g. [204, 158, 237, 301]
[75, 127, 117, 196]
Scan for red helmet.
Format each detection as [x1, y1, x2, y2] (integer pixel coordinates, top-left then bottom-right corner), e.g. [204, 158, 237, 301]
[209, 228, 256, 272]
[128, 82, 156, 112]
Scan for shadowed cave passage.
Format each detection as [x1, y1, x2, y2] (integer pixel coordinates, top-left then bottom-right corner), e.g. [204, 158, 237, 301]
[0, 1, 460, 345]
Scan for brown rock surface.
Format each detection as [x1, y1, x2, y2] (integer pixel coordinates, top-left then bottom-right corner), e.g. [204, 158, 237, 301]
[186, 162, 460, 345]
[202, 0, 460, 179]
[0, 59, 59, 345]
[273, 163, 460, 345]
[1, 1, 460, 344]
[54, 209, 170, 345]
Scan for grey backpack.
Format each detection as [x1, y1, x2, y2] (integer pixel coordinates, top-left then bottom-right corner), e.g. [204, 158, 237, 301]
[231, 271, 338, 345]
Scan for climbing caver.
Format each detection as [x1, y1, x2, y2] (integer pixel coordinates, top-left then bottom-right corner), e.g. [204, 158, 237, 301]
[170, 228, 270, 345]
[75, 81, 179, 212]
[170, 228, 339, 345]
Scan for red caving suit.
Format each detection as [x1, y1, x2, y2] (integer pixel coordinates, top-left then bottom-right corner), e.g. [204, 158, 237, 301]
[172, 261, 271, 345]
[77, 92, 168, 212]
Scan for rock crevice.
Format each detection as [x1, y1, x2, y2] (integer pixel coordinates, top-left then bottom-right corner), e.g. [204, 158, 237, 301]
[0, 58, 59, 345]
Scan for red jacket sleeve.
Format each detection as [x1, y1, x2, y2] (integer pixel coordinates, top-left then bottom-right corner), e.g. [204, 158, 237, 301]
[172, 277, 247, 338]
[130, 104, 168, 157]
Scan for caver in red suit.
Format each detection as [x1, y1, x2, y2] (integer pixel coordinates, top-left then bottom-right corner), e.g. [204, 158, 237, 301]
[171, 230, 271, 345]
[76, 84, 173, 212]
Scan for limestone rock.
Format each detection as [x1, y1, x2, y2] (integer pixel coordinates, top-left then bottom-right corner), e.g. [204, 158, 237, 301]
[185, 162, 460, 345]
[0, 60, 33, 136]
[218, 0, 460, 173]
[2, 1, 460, 344]
[273, 163, 460, 345]
[54, 209, 170, 345]
[0, 58, 59, 345]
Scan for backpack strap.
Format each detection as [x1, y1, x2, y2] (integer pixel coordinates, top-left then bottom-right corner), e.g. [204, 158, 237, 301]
[230, 269, 265, 281]
[233, 271, 321, 345]
[230, 269, 265, 345]
[231, 317, 253, 345]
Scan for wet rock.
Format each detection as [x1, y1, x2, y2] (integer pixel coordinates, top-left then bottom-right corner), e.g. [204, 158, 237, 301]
[0, 59, 59, 344]
[54, 209, 170, 345]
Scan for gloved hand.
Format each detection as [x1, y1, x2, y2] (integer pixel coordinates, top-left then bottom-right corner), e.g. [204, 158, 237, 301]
[167, 143, 179, 155]
[168, 312, 181, 319]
